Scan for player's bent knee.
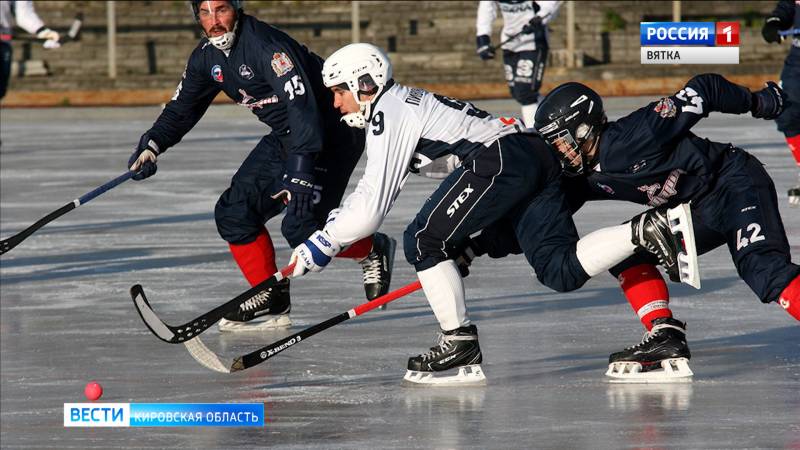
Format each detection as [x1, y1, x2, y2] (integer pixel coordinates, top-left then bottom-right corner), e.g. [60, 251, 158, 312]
[537, 273, 586, 293]
[214, 203, 263, 245]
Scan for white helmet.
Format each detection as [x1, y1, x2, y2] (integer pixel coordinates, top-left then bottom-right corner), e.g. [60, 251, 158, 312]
[322, 43, 392, 128]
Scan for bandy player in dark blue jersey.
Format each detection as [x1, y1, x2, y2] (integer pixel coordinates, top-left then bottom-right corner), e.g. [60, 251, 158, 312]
[534, 74, 800, 379]
[127, 1, 396, 331]
[762, 0, 800, 205]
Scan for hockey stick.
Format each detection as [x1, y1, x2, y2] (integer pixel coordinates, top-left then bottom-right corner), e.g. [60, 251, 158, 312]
[0, 170, 134, 255]
[130, 264, 296, 343]
[778, 28, 800, 37]
[59, 12, 84, 44]
[488, 11, 556, 52]
[22, 13, 83, 47]
[489, 29, 527, 52]
[184, 280, 423, 374]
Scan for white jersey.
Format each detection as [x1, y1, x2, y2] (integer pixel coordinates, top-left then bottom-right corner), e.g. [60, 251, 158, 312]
[1, 1, 45, 40]
[476, 0, 562, 52]
[325, 82, 522, 246]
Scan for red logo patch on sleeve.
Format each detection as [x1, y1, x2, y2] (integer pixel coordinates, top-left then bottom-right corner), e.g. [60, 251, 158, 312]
[271, 52, 294, 77]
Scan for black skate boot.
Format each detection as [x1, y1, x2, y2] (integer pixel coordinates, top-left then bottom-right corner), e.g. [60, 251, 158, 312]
[630, 204, 698, 287]
[218, 278, 291, 331]
[606, 317, 693, 382]
[360, 232, 396, 309]
[404, 325, 486, 385]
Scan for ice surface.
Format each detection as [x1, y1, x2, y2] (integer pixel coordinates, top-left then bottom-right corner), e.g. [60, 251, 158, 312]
[1, 99, 798, 449]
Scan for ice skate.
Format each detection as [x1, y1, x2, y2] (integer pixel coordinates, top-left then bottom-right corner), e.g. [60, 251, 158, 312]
[788, 174, 799, 206]
[218, 278, 291, 331]
[606, 317, 693, 383]
[403, 325, 486, 386]
[360, 232, 396, 310]
[631, 203, 700, 289]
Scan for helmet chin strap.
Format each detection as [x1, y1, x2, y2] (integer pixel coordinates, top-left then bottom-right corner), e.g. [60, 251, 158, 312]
[341, 112, 366, 128]
[207, 18, 239, 51]
[340, 86, 383, 129]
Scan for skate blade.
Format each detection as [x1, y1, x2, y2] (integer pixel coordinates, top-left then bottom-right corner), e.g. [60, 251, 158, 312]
[402, 364, 487, 387]
[606, 358, 693, 384]
[666, 204, 701, 289]
[217, 315, 291, 332]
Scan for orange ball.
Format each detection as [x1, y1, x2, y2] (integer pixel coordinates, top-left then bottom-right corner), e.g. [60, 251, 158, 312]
[84, 381, 103, 401]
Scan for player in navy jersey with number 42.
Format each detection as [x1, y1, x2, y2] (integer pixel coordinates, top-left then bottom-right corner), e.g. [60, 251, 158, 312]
[126, 1, 397, 331]
[534, 74, 799, 375]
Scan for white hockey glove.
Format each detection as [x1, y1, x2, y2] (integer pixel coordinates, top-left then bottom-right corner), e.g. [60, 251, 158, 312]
[291, 230, 341, 277]
[36, 28, 61, 49]
[324, 208, 340, 226]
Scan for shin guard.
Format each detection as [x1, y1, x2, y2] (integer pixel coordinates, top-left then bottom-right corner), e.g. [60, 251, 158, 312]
[619, 264, 672, 330]
[228, 229, 277, 287]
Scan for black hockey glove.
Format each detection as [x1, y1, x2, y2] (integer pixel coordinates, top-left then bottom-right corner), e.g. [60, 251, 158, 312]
[522, 16, 543, 35]
[280, 154, 316, 220]
[454, 238, 486, 278]
[476, 35, 495, 60]
[761, 17, 785, 44]
[751, 81, 785, 120]
[128, 135, 160, 180]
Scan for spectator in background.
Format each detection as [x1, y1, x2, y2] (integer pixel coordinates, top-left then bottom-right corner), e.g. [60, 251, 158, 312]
[0, 0, 60, 100]
[762, 0, 800, 205]
[475, 1, 562, 128]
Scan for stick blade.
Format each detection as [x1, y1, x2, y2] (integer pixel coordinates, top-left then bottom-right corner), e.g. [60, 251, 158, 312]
[0, 238, 12, 255]
[666, 204, 701, 289]
[184, 337, 233, 374]
[130, 284, 178, 343]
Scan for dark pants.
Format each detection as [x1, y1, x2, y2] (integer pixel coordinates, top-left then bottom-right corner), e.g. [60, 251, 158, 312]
[215, 128, 364, 248]
[0, 41, 12, 100]
[403, 134, 589, 291]
[502, 46, 548, 105]
[777, 51, 800, 137]
[689, 150, 799, 303]
[607, 150, 800, 301]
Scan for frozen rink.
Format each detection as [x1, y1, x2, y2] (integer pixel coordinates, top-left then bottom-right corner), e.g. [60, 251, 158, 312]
[1, 98, 798, 449]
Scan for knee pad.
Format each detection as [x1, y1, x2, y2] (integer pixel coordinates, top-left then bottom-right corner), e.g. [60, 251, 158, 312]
[511, 82, 540, 105]
[214, 202, 260, 245]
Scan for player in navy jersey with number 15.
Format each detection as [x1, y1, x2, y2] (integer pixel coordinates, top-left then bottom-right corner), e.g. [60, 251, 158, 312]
[126, 1, 396, 331]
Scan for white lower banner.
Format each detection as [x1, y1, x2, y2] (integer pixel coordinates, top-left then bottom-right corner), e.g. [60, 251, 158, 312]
[641, 46, 739, 64]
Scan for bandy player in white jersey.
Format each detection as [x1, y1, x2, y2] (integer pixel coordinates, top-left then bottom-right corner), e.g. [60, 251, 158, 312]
[287, 43, 700, 385]
[476, 1, 562, 127]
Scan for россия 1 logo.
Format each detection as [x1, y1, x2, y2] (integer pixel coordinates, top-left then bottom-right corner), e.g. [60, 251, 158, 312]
[640, 22, 739, 64]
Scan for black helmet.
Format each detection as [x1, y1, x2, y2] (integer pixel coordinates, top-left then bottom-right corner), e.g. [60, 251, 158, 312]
[534, 82, 606, 176]
[190, 0, 243, 21]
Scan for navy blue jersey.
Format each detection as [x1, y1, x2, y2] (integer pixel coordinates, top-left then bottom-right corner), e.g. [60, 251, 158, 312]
[576, 74, 753, 207]
[141, 14, 344, 158]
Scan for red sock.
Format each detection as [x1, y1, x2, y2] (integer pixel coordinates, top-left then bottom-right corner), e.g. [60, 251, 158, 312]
[787, 134, 800, 167]
[618, 264, 672, 330]
[778, 275, 800, 321]
[228, 228, 277, 287]
[336, 235, 373, 260]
